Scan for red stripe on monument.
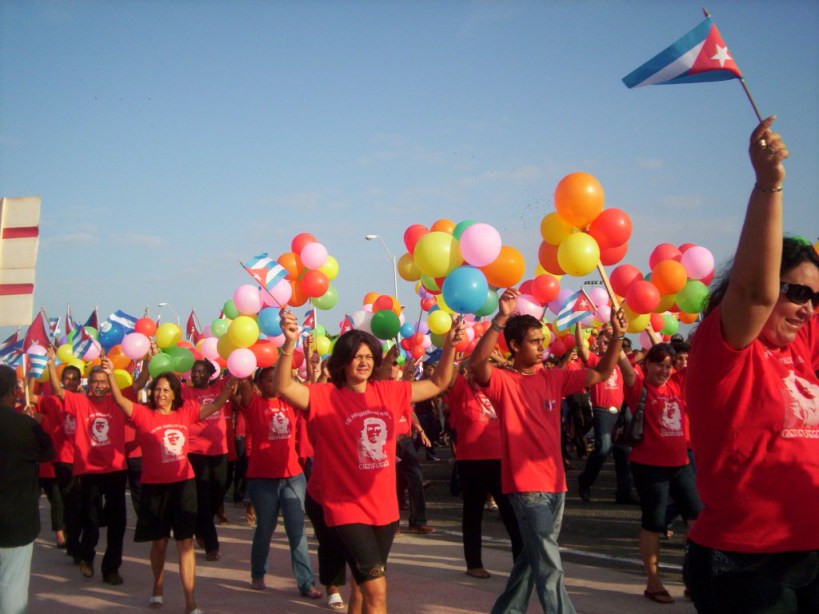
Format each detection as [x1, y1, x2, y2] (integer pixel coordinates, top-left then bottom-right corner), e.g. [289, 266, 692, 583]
[0, 283, 35, 296]
[1, 226, 40, 239]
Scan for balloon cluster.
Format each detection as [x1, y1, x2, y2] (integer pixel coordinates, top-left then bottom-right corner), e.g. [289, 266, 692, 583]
[269, 233, 339, 310]
[119, 318, 199, 378]
[349, 292, 404, 341]
[538, 172, 632, 277]
[609, 242, 715, 341]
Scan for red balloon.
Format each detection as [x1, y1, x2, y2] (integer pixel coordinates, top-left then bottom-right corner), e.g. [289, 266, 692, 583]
[455, 336, 471, 352]
[300, 269, 329, 298]
[411, 332, 424, 345]
[519, 280, 534, 295]
[373, 295, 394, 312]
[550, 340, 567, 357]
[700, 270, 715, 286]
[411, 345, 425, 360]
[587, 208, 632, 249]
[531, 274, 560, 304]
[649, 313, 665, 332]
[250, 340, 278, 368]
[610, 264, 643, 298]
[649, 243, 682, 269]
[420, 298, 436, 311]
[403, 224, 429, 254]
[678, 243, 696, 254]
[600, 242, 629, 266]
[537, 241, 566, 276]
[134, 317, 157, 337]
[291, 348, 305, 369]
[626, 280, 661, 314]
[291, 232, 317, 255]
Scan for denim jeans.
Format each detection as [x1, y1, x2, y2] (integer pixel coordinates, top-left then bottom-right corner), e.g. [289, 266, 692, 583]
[248, 474, 315, 593]
[0, 542, 33, 614]
[491, 492, 576, 614]
[578, 408, 633, 500]
[685, 540, 819, 614]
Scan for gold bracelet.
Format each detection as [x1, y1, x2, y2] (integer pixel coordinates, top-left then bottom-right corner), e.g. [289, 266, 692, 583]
[754, 183, 783, 193]
[280, 350, 293, 356]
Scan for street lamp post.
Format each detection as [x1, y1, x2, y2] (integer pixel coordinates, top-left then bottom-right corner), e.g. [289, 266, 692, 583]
[157, 302, 180, 326]
[364, 234, 399, 301]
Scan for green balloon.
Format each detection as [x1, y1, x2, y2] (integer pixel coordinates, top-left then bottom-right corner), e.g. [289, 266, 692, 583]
[474, 288, 499, 317]
[84, 326, 99, 340]
[430, 332, 446, 348]
[676, 280, 709, 314]
[311, 285, 338, 310]
[370, 310, 401, 340]
[148, 353, 174, 378]
[223, 299, 239, 320]
[314, 324, 327, 337]
[661, 314, 679, 335]
[452, 219, 477, 240]
[165, 347, 195, 373]
[211, 319, 229, 338]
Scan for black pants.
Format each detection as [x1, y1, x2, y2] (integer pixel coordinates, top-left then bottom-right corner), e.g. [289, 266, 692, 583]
[305, 493, 347, 588]
[126, 456, 142, 515]
[333, 522, 397, 584]
[226, 436, 248, 503]
[39, 476, 64, 532]
[456, 459, 523, 569]
[188, 453, 228, 553]
[78, 470, 127, 575]
[54, 462, 82, 559]
[395, 437, 426, 527]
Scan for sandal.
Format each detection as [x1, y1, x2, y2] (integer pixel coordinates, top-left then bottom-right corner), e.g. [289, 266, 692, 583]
[466, 568, 491, 579]
[327, 592, 345, 610]
[149, 595, 163, 608]
[644, 588, 674, 604]
[302, 587, 322, 599]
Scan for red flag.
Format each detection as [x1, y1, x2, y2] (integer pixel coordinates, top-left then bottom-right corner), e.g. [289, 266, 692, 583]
[23, 311, 50, 350]
[186, 311, 200, 342]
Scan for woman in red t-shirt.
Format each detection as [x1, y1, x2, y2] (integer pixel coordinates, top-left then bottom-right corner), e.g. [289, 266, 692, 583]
[685, 121, 819, 613]
[102, 358, 235, 614]
[274, 310, 464, 614]
[618, 343, 702, 604]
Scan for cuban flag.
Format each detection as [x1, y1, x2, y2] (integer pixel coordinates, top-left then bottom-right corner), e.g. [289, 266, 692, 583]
[242, 253, 288, 292]
[186, 310, 200, 342]
[26, 353, 49, 379]
[108, 309, 138, 331]
[623, 16, 742, 88]
[24, 311, 50, 351]
[72, 325, 95, 359]
[302, 309, 316, 332]
[338, 314, 354, 335]
[556, 289, 596, 331]
[0, 330, 23, 365]
[65, 304, 78, 335]
[83, 307, 99, 330]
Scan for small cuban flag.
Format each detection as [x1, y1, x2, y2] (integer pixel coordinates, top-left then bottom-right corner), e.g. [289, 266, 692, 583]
[338, 314, 354, 335]
[108, 309, 138, 331]
[302, 309, 316, 332]
[242, 253, 289, 292]
[26, 353, 49, 379]
[555, 289, 596, 331]
[72, 326, 96, 359]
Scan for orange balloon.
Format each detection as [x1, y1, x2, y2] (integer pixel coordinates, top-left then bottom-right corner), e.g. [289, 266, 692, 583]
[363, 291, 380, 305]
[537, 241, 566, 276]
[554, 172, 605, 228]
[106, 345, 131, 371]
[480, 245, 526, 288]
[277, 252, 303, 281]
[679, 312, 699, 324]
[430, 218, 456, 234]
[651, 259, 688, 295]
[289, 280, 309, 307]
[397, 253, 420, 282]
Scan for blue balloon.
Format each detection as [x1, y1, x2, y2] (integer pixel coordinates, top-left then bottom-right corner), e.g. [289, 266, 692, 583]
[257, 308, 283, 337]
[98, 321, 125, 348]
[442, 265, 490, 314]
[399, 322, 415, 339]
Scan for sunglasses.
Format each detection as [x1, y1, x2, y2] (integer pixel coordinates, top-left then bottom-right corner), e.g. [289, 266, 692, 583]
[780, 282, 819, 307]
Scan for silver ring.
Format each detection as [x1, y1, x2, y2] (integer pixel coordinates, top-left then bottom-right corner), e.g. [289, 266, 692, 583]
[758, 138, 767, 148]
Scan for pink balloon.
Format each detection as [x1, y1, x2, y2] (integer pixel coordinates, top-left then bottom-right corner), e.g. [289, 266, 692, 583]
[82, 340, 102, 361]
[200, 337, 220, 361]
[27, 343, 47, 356]
[514, 294, 545, 318]
[680, 246, 715, 280]
[261, 279, 292, 308]
[233, 284, 263, 315]
[201, 324, 213, 339]
[300, 242, 328, 270]
[121, 332, 150, 360]
[549, 288, 576, 315]
[596, 305, 612, 323]
[459, 223, 502, 267]
[587, 287, 610, 309]
[227, 348, 257, 378]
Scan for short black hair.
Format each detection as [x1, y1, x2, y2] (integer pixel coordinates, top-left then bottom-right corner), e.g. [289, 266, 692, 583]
[192, 359, 217, 377]
[503, 315, 542, 357]
[0, 365, 17, 399]
[645, 343, 676, 364]
[254, 366, 275, 383]
[148, 372, 184, 411]
[62, 365, 82, 381]
[326, 330, 383, 388]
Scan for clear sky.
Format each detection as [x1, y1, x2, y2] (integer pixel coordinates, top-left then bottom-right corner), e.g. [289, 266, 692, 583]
[1, 0, 817, 338]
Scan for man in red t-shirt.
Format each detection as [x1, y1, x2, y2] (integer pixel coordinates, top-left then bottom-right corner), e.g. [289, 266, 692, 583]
[471, 288, 627, 614]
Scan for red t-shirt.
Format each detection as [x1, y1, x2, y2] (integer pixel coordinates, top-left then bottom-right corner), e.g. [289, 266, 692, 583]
[296, 412, 313, 461]
[62, 390, 127, 475]
[129, 402, 200, 484]
[446, 374, 501, 461]
[182, 381, 228, 455]
[305, 380, 412, 527]
[624, 370, 689, 467]
[241, 395, 303, 479]
[687, 307, 819, 553]
[584, 353, 624, 409]
[38, 394, 76, 464]
[484, 367, 588, 494]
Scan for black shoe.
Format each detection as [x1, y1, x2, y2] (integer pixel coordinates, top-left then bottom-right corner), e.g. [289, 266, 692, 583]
[577, 479, 591, 503]
[103, 572, 124, 585]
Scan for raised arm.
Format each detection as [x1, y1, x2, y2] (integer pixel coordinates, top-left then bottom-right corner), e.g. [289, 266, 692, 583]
[132, 340, 158, 392]
[721, 117, 788, 349]
[617, 346, 637, 388]
[586, 307, 628, 387]
[575, 321, 590, 363]
[199, 377, 238, 419]
[44, 347, 64, 401]
[237, 377, 255, 409]
[273, 310, 311, 410]
[101, 357, 135, 417]
[410, 318, 465, 403]
[471, 288, 518, 387]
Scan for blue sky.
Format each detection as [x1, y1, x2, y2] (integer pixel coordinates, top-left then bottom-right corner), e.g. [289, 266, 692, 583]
[1, 0, 817, 338]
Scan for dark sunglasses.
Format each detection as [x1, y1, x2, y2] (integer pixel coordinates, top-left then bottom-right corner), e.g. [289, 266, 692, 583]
[780, 282, 819, 307]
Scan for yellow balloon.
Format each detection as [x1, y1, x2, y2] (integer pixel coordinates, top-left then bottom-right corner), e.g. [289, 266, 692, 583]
[653, 293, 677, 314]
[540, 212, 574, 246]
[413, 232, 463, 278]
[427, 310, 453, 335]
[622, 304, 650, 333]
[313, 334, 332, 356]
[556, 233, 600, 277]
[318, 255, 339, 281]
[534, 263, 562, 280]
[541, 324, 552, 347]
[397, 253, 421, 282]
[228, 315, 260, 348]
[38, 367, 50, 383]
[114, 369, 133, 390]
[217, 334, 238, 360]
[435, 294, 456, 315]
[57, 343, 74, 364]
[155, 322, 182, 349]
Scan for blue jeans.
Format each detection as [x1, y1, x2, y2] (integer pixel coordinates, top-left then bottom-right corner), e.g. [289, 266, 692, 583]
[491, 492, 576, 614]
[578, 408, 633, 500]
[0, 542, 33, 614]
[248, 474, 315, 593]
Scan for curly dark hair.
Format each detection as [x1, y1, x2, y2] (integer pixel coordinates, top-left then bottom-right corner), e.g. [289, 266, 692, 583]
[503, 315, 542, 357]
[703, 236, 819, 318]
[326, 330, 383, 389]
[147, 372, 184, 411]
[192, 359, 217, 378]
